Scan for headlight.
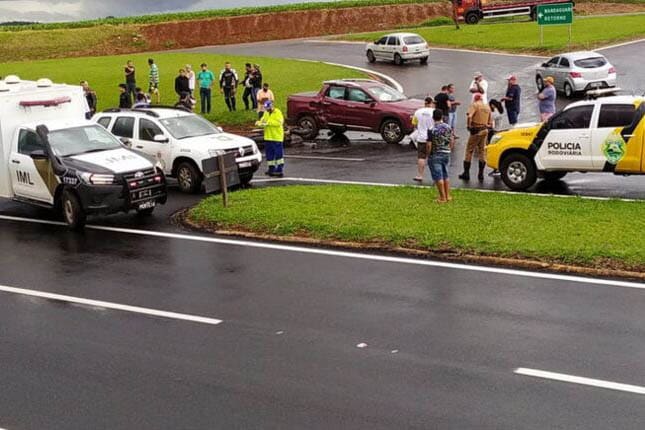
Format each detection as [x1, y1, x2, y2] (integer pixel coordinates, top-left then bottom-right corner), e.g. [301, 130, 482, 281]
[78, 171, 115, 185]
[490, 134, 503, 145]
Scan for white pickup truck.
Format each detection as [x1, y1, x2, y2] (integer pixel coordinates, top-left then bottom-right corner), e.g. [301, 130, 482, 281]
[0, 76, 167, 229]
[94, 107, 262, 193]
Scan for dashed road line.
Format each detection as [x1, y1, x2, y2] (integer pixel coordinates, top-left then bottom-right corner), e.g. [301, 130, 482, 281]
[515, 368, 645, 395]
[0, 284, 223, 326]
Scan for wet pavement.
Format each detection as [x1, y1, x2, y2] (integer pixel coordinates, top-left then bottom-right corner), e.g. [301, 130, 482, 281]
[0, 217, 644, 429]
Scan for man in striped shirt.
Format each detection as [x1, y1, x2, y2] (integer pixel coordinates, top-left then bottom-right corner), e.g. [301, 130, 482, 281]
[148, 58, 160, 104]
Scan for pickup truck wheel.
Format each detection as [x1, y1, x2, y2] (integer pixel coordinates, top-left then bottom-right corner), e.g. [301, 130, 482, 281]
[296, 115, 319, 140]
[367, 50, 376, 63]
[500, 153, 537, 191]
[536, 75, 544, 91]
[176, 161, 202, 194]
[239, 172, 254, 186]
[543, 171, 567, 181]
[465, 11, 480, 24]
[380, 119, 404, 144]
[61, 189, 86, 230]
[420, 56, 429, 65]
[394, 53, 404, 66]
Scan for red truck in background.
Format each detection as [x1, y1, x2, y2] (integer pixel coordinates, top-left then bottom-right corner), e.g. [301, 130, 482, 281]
[453, 0, 574, 24]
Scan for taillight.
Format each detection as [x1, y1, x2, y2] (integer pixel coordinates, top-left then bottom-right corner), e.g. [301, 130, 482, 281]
[402, 46, 408, 53]
[609, 67, 616, 74]
[569, 72, 582, 78]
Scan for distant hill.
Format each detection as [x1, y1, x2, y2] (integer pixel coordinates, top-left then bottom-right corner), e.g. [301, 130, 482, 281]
[0, 21, 38, 27]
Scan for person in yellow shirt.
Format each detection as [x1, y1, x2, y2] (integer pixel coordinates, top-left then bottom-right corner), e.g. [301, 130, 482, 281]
[256, 100, 285, 177]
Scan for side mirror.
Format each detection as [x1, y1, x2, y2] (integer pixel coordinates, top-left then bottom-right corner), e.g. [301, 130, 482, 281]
[153, 134, 169, 143]
[29, 149, 48, 160]
[541, 63, 548, 68]
[119, 137, 132, 147]
[216, 126, 224, 133]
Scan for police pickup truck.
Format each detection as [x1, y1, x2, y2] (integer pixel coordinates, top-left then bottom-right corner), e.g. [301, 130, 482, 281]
[487, 96, 645, 190]
[0, 76, 166, 229]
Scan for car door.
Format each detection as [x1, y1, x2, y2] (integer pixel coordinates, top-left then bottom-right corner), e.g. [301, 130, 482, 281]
[373, 36, 388, 59]
[536, 105, 595, 170]
[345, 88, 377, 129]
[321, 85, 348, 126]
[109, 115, 136, 145]
[556, 56, 571, 92]
[9, 129, 56, 203]
[134, 117, 172, 173]
[541, 56, 560, 83]
[386, 36, 399, 60]
[592, 103, 637, 169]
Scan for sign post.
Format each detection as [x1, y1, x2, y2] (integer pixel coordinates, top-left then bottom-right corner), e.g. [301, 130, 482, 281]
[537, 3, 574, 47]
[201, 151, 240, 207]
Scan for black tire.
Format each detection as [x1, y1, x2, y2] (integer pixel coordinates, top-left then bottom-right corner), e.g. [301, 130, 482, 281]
[367, 50, 376, 63]
[380, 119, 404, 144]
[394, 53, 403, 66]
[61, 189, 86, 230]
[239, 172, 254, 186]
[500, 153, 537, 191]
[176, 161, 202, 194]
[564, 82, 575, 99]
[296, 115, 319, 140]
[420, 56, 429, 65]
[542, 171, 567, 181]
[465, 11, 480, 24]
[136, 207, 155, 216]
[536, 75, 544, 91]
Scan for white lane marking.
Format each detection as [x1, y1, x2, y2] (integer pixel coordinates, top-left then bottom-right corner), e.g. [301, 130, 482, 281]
[515, 368, 645, 395]
[596, 38, 645, 51]
[0, 214, 643, 291]
[0, 284, 223, 326]
[250, 176, 642, 202]
[286, 155, 366, 162]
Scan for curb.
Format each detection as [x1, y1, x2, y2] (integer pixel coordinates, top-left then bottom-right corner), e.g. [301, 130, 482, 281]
[180, 214, 645, 282]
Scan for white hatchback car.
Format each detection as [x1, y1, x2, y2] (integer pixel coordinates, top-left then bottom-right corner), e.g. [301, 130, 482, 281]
[366, 32, 430, 66]
[94, 107, 262, 193]
[536, 51, 617, 98]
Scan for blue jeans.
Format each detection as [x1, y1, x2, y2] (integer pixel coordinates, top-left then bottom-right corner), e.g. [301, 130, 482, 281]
[200, 87, 211, 114]
[428, 152, 450, 182]
[448, 112, 457, 130]
[507, 109, 519, 125]
[265, 140, 285, 173]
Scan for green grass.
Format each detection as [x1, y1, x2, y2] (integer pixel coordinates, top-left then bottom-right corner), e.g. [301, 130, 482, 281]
[190, 185, 645, 271]
[0, 0, 444, 31]
[342, 13, 645, 53]
[0, 53, 365, 127]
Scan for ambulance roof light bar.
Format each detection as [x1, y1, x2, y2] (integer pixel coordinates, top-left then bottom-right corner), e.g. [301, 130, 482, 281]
[20, 96, 72, 107]
[4, 75, 21, 84]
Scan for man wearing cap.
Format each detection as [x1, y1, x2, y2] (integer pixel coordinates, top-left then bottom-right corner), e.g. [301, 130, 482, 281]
[538, 76, 557, 122]
[459, 93, 492, 181]
[501, 75, 521, 126]
[256, 100, 285, 177]
[469, 72, 488, 104]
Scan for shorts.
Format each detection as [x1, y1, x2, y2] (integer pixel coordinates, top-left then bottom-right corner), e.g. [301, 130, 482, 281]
[416, 140, 428, 159]
[428, 152, 450, 181]
[149, 82, 159, 93]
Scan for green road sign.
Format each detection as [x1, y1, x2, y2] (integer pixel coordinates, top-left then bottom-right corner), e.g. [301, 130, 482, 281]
[537, 3, 574, 25]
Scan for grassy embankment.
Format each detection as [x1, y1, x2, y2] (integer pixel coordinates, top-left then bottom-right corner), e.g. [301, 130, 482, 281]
[190, 185, 645, 273]
[343, 13, 645, 54]
[0, 53, 365, 127]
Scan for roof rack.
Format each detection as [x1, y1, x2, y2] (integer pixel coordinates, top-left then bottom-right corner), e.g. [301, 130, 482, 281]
[322, 78, 381, 87]
[100, 105, 191, 118]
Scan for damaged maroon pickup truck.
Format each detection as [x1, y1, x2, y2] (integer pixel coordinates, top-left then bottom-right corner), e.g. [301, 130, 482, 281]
[287, 79, 423, 144]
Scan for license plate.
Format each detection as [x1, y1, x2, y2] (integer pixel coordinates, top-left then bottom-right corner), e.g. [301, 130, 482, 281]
[138, 200, 156, 210]
[238, 161, 252, 168]
[138, 189, 152, 199]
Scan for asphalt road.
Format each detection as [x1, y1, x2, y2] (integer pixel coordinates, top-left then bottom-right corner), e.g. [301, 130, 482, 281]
[186, 39, 645, 199]
[0, 217, 644, 429]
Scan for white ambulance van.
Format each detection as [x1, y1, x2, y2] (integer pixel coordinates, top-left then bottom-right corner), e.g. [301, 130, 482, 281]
[0, 76, 167, 229]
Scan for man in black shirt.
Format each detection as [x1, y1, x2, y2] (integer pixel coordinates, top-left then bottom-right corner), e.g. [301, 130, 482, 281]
[80, 80, 97, 119]
[501, 75, 521, 126]
[118, 83, 132, 109]
[219, 62, 238, 112]
[124, 60, 136, 100]
[175, 68, 190, 98]
[434, 85, 451, 122]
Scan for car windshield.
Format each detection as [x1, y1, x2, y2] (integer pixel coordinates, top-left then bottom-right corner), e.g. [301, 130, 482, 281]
[365, 85, 407, 102]
[49, 125, 122, 157]
[403, 36, 425, 45]
[574, 57, 607, 68]
[159, 115, 221, 139]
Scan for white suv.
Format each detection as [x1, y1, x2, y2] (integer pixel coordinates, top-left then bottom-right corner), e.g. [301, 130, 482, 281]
[94, 107, 262, 193]
[366, 32, 429, 66]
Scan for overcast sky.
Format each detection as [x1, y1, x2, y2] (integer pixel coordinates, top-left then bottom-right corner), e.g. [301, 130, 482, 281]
[0, 0, 337, 22]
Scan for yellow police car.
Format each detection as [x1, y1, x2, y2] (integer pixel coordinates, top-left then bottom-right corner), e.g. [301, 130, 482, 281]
[487, 96, 645, 190]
